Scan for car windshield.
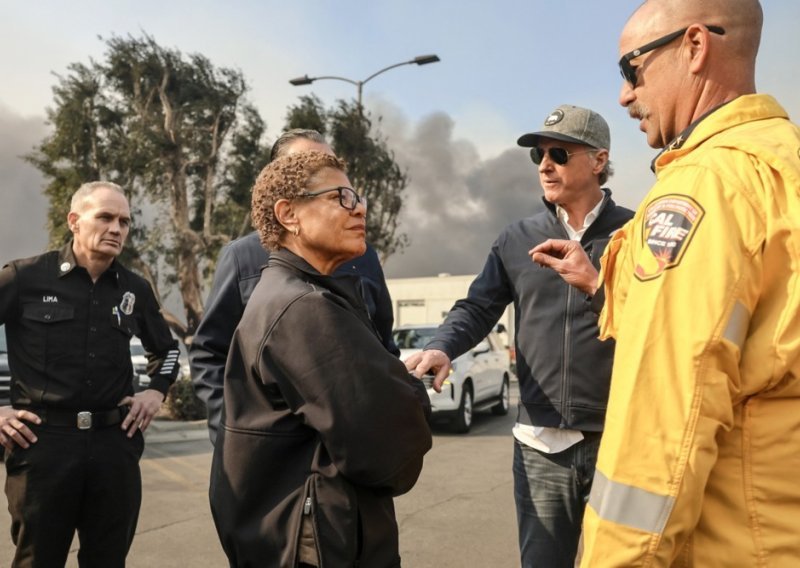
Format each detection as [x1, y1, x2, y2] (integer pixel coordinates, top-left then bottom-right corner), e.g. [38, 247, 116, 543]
[0, 324, 6, 354]
[392, 327, 437, 350]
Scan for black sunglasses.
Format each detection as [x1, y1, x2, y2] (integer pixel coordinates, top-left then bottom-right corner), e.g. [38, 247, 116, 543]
[299, 186, 366, 211]
[619, 24, 725, 87]
[530, 147, 594, 166]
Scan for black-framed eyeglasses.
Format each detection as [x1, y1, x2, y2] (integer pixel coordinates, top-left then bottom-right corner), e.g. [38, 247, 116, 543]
[619, 25, 725, 87]
[530, 147, 594, 166]
[299, 186, 367, 211]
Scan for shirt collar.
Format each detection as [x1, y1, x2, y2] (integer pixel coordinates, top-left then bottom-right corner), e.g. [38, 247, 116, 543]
[555, 193, 605, 241]
[57, 241, 120, 283]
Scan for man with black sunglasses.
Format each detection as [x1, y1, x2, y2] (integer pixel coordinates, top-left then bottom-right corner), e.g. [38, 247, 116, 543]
[406, 104, 633, 568]
[532, 1, 800, 565]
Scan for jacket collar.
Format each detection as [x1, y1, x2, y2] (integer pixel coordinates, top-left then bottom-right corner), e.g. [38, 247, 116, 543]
[269, 248, 366, 310]
[541, 187, 613, 220]
[270, 248, 377, 333]
[652, 94, 788, 174]
[268, 247, 324, 278]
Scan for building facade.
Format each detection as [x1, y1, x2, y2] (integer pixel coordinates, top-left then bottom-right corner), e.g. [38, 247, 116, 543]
[385, 273, 515, 345]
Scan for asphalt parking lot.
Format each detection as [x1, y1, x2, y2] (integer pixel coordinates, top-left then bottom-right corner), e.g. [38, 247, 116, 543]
[0, 383, 522, 567]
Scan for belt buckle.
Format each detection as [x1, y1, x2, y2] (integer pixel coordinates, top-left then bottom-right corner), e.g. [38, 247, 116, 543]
[77, 411, 93, 430]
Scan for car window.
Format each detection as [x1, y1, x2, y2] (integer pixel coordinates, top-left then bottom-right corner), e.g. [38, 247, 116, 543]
[130, 340, 146, 357]
[392, 327, 437, 349]
[0, 324, 6, 354]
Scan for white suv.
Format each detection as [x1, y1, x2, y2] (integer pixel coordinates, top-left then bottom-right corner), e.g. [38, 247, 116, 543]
[394, 324, 511, 433]
[130, 337, 150, 390]
[0, 324, 10, 406]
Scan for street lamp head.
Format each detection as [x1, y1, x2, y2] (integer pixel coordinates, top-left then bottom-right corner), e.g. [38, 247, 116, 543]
[412, 54, 440, 66]
[289, 55, 440, 109]
[289, 75, 315, 86]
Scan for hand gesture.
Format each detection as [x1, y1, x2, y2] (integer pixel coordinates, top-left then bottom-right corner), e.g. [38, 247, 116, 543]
[529, 239, 599, 295]
[404, 349, 452, 393]
[118, 389, 166, 438]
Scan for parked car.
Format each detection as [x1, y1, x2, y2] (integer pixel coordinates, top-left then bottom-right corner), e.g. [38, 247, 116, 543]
[130, 337, 151, 391]
[0, 324, 10, 406]
[394, 324, 511, 433]
[130, 336, 190, 391]
[0, 331, 181, 403]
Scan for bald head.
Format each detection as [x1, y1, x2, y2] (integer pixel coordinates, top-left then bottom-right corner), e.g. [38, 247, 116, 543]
[628, 0, 762, 64]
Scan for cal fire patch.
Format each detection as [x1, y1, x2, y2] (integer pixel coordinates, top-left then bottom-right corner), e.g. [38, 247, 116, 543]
[635, 194, 704, 281]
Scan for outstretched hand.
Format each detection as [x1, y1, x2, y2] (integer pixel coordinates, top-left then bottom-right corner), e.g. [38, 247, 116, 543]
[404, 349, 452, 393]
[529, 239, 599, 296]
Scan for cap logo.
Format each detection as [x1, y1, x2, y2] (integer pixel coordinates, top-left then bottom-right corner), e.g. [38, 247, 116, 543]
[544, 110, 564, 126]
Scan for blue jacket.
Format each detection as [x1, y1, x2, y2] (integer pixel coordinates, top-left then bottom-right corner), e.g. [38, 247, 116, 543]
[426, 190, 633, 431]
[189, 231, 398, 443]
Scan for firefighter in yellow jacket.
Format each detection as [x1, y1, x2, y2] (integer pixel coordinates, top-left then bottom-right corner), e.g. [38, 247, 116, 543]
[531, 0, 800, 565]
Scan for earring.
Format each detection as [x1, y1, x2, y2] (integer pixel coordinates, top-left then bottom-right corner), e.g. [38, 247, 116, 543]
[292, 227, 300, 237]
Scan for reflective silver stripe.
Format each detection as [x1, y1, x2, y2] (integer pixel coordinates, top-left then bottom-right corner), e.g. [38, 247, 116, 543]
[159, 349, 181, 374]
[722, 300, 749, 350]
[589, 470, 674, 534]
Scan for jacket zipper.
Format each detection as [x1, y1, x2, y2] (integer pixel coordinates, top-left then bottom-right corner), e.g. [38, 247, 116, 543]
[552, 215, 574, 428]
[551, 194, 614, 429]
[301, 492, 323, 567]
[560, 285, 573, 427]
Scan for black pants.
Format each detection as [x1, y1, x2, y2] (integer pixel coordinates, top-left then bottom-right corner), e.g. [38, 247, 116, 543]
[4, 423, 145, 568]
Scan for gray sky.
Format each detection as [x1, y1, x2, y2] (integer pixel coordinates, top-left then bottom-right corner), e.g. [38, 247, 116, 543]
[1, 0, 798, 283]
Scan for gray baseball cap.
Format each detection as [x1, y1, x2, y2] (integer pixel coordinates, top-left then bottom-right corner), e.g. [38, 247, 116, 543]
[517, 104, 610, 150]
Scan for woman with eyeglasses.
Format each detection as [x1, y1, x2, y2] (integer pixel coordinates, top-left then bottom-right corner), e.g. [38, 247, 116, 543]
[209, 150, 432, 568]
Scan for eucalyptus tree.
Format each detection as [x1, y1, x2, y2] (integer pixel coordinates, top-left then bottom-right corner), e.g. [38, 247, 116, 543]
[27, 33, 269, 341]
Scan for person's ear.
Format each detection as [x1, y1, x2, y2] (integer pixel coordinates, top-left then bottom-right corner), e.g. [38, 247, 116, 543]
[67, 211, 79, 234]
[274, 199, 300, 237]
[685, 24, 712, 75]
[592, 149, 609, 176]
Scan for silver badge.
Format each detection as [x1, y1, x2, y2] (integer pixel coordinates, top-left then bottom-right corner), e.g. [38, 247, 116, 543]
[60, 262, 71, 272]
[120, 292, 136, 315]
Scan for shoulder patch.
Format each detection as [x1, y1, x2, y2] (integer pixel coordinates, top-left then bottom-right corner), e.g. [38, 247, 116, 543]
[635, 194, 704, 281]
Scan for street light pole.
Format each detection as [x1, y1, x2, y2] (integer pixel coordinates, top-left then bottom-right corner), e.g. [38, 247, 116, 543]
[289, 54, 440, 112]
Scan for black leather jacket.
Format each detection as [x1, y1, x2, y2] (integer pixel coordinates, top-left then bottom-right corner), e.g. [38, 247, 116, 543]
[426, 190, 634, 431]
[209, 249, 431, 567]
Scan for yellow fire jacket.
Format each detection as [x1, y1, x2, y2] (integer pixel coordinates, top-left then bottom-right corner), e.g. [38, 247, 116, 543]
[581, 94, 800, 567]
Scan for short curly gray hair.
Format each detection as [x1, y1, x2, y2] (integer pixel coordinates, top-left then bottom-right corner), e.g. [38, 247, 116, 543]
[251, 151, 347, 251]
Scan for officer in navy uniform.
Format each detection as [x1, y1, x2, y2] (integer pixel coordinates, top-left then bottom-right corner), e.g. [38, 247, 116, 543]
[0, 181, 180, 567]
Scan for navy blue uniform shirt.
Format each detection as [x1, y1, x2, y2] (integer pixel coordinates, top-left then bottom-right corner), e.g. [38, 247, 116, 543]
[0, 242, 179, 410]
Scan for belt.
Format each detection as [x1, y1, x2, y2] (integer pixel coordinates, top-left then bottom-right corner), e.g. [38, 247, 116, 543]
[28, 406, 129, 430]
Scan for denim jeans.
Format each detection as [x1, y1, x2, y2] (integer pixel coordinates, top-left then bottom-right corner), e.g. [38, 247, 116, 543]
[512, 432, 602, 568]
